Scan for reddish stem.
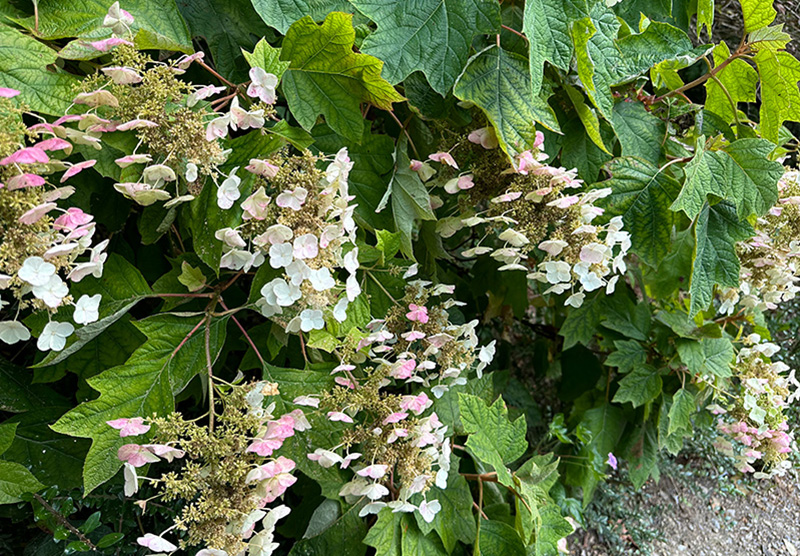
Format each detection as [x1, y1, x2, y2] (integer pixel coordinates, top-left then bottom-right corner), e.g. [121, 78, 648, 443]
[219, 298, 266, 368]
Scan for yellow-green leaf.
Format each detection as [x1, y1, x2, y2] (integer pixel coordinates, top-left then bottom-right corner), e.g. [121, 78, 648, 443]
[280, 12, 404, 142]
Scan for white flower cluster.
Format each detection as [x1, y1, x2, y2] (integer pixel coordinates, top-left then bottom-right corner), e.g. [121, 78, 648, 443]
[356, 277, 496, 397]
[529, 213, 630, 308]
[719, 168, 800, 315]
[454, 135, 631, 308]
[337, 413, 450, 522]
[211, 149, 359, 334]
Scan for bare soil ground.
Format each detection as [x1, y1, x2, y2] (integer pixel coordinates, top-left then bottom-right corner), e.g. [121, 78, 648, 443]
[570, 470, 800, 556]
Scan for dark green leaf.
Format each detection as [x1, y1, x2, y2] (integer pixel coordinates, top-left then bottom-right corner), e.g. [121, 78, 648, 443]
[689, 202, 754, 316]
[598, 157, 682, 267]
[611, 101, 665, 165]
[613, 365, 662, 408]
[353, 0, 500, 94]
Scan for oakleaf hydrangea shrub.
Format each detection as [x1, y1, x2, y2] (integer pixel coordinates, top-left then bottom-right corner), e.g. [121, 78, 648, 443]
[1, 1, 799, 555]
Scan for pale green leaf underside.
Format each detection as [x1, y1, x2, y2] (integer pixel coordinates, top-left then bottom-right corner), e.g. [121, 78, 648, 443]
[454, 45, 559, 158]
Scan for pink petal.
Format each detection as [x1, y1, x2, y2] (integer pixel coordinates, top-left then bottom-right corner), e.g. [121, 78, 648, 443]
[61, 160, 97, 183]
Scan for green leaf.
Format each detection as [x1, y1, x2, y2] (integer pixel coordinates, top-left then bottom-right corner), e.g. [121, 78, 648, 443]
[658, 397, 684, 454]
[676, 337, 735, 378]
[615, 20, 705, 78]
[564, 84, 610, 154]
[434, 372, 504, 435]
[2, 408, 90, 489]
[364, 509, 402, 556]
[571, 7, 617, 118]
[401, 517, 448, 556]
[380, 137, 435, 257]
[705, 41, 758, 124]
[522, 0, 588, 94]
[19, 0, 192, 53]
[611, 101, 665, 165]
[312, 124, 395, 231]
[0, 25, 80, 115]
[353, 0, 500, 95]
[560, 115, 612, 183]
[672, 138, 783, 219]
[644, 228, 694, 299]
[454, 45, 560, 157]
[624, 423, 659, 489]
[0, 423, 16, 455]
[242, 38, 291, 81]
[52, 315, 227, 493]
[748, 24, 791, 52]
[251, 0, 355, 34]
[755, 49, 800, 144]
[689, 202, 754, 316]
[598, 157, 682, 267]
[177, 261, 207, 292]
[280, 12, 404, 142]
[512, 454, 561, 545]
[414, 456, 476, 552]
[458, 393, 527, 486]
[697, 0, 714, 37]
[288, 503, 367, 556]
[478, 520, 526, 556]
[375, 230, 402, 264]
[559, 290, 607, 348]
[564, 403, 624, 505]
[534, 504, 574, 556]
[0, 460, 44, 504]
[740, 0, 776, 33]
[668, 388, 695, 436]
[96, 533, 124, 549]
[179, 0, 270, 80]
[35, 255, 152, 367]
[0, 357, 68, 413]
[601, 296, 651, 341]
[262, 363, 335, 403]
[613, 365, 662, 407]
[266, 120, 315, 151]
[605, 340, 647, 373]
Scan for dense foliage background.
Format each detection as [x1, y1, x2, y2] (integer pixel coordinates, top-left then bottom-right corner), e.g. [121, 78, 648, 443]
[0, 0, 798, 554]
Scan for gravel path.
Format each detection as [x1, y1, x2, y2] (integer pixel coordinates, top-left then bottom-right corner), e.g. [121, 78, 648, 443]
[570, 471, 800, 555]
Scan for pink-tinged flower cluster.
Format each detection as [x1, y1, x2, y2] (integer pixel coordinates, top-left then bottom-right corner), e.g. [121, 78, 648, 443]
[295, 281, 495, 523]
[433, 133, 630, 308]
[107, 416, 150, 437]
[719, 168, 800, 315]
[246, 413, 301, 456]
[0, 99, 111, 350]
[708, 335, 798, 476]
[246, 456, 298, 503]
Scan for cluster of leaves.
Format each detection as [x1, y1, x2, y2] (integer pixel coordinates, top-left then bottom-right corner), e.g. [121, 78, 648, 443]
[0, 0, 799, 555]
